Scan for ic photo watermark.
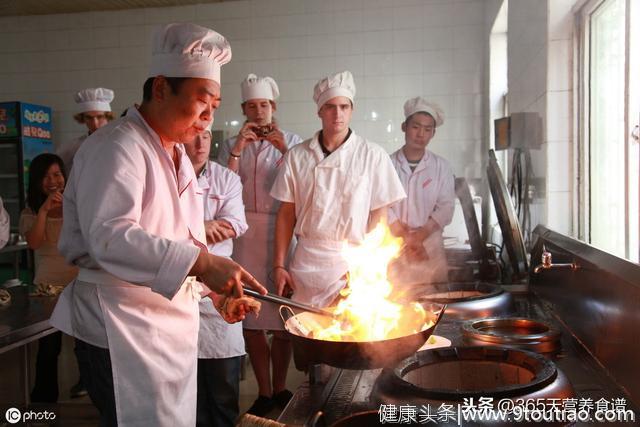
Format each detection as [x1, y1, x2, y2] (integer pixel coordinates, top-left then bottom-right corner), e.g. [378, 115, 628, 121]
[4, 407, 56, 424]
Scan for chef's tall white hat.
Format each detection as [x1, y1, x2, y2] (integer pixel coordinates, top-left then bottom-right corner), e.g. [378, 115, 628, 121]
[241, 74, 279, 102]
[403, 97, 444, 127]
[149, 23, 232, 83]
[313, 70, 356, 110]
[74, 88, 114, 113]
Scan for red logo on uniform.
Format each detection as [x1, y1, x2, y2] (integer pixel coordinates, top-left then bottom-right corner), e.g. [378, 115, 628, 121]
[422, 178, 432, 188]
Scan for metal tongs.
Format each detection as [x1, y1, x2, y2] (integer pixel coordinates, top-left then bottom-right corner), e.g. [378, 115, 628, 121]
[242, 288, 337, 319]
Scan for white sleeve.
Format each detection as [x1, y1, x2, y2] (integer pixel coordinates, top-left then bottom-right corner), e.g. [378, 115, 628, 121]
[213, 170, 248, 238]
[387, 202, 401, 225]
[270, 150, 296, 203]
[73, 142, 199, 300]
[0, 197, 9, 248]
[430, 167, 456, 229]
[370, 152, 406, 210]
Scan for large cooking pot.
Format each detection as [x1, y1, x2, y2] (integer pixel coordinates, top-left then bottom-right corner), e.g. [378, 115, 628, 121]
[280, 303, 446, 370]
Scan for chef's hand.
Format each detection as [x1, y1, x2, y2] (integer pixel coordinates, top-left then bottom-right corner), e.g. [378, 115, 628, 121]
[208, 293, 254, 323]
[404, 230, 425, 248]
[41, 191, 63, 215]
[234, 121, 260, 150]
[193, 251, 267, 298]
[389, 220, 409, 238]
[274, 266, 296, 298]
[265, 123, 287, 154]
[204, 220, 236, 244]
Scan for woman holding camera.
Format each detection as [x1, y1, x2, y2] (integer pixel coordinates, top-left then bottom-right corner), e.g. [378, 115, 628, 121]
[217, 74, 303, 416]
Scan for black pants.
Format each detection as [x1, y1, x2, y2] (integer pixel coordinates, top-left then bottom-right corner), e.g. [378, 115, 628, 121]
[74, 339, 117, 427]
[196, 356, 242, 427]
[30, 332, 62, 402]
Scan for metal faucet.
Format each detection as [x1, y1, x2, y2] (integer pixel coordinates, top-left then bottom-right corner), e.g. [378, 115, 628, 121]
[533, 246, 579, 274]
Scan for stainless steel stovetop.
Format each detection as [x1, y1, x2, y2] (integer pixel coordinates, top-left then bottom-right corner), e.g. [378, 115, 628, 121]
[278, 291, 640, 426]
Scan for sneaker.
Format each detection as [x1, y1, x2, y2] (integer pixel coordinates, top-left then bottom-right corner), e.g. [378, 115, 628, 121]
[246, 395, 276, 417]
[273, 389, 293, 409]
[70, 381, 88, 398]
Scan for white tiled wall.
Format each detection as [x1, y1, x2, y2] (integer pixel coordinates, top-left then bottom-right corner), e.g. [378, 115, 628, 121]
[506, 0, 575, 236]
[0, 0, 489, 180]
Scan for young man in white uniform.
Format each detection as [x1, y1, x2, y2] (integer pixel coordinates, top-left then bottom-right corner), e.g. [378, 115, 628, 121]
[388, 97, 456, 285]
[271, 70, 406, 308]
[217, 74, 303, 415]
[186, 128, 248, 427]
[50, 23, 266, 427]
[57, 87, 115, 172]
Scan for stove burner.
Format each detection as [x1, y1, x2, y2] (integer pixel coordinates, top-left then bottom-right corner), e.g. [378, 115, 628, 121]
[404, 282, 515, 320]
[462, 317, 562, 354]
[374, 346, 575, 404]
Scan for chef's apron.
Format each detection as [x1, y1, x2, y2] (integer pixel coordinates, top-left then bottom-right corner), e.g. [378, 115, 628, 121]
[235, 212, 283, 330]
[289, 238, 348, 308]
[389, 231, 449, 287]
[51, 272, 200, 427]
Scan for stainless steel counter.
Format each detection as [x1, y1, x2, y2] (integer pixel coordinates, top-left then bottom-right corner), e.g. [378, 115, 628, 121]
[278, 292, 640, 426]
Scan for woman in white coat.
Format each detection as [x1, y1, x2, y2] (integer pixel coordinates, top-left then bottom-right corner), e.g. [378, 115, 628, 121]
[388, 97, 456, 285]
[49, 23, 266, 427]
[217, 74, 303, 416]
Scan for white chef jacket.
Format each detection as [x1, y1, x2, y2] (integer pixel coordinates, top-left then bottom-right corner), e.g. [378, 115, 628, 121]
[196, 160, 248, 359]
[51, 107, 206, 427]
[0, 196, 9, 249]
[387, 148, 455, 285]
[217, 130, 303, 215]
[56, 134, 87, 173]
[388, 149, 455, 231]
[218, 129, 302, 329]
[270, 130, 406, 307]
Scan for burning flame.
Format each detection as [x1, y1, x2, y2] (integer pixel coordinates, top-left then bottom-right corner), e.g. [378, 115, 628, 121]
[311, 221, 432, 342]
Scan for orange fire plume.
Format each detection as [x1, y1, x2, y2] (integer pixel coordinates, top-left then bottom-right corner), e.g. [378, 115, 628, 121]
[311, 221, 432, 342]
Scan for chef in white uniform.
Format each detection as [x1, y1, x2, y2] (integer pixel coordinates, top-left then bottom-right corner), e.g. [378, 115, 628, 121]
[57, 87, 115, 172]
[0, 196, 9, 249]
[217, 74, 303, 415]
[271, 70, 406, 308]
[50, 23, 266, 427]
[186, 127, 248, 427]
[388, 97, 455, 285]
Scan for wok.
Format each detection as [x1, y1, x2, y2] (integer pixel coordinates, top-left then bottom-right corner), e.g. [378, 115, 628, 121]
[279, 302, 446, 370]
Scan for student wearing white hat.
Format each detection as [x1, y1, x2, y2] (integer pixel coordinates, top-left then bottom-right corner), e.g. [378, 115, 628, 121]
[56, 87, 115, 172]
[217, 74, 303, 416]
[387, 97, 455, 285]
[185, 127, 248, 427]
[49, 23, 266, 427]
[270, 71, 406, 310]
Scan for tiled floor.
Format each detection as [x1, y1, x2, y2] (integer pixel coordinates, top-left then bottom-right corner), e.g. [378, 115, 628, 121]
[0, 334, 307, 425]
[238, 352, 307, 419]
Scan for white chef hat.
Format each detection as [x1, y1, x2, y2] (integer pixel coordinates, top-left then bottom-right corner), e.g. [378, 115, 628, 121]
[241, 74, 279, 102]
[74, 88, 114, 113]
[313, 70, 356, 110]
[149, 23, 232, 83]
[403, 97, 444, 127]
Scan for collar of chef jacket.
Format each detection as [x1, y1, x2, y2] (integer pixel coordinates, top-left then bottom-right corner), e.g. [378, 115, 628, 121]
[196, 160, 212, 191]
[126, 107, 195, 197]
[398, 148, 432, 175]
[308, 129, 357, 169]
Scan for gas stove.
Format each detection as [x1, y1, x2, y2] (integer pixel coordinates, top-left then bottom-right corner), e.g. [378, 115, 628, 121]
[278, 291, 639, 426]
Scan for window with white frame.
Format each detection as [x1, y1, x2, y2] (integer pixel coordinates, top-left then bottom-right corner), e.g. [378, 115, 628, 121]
[577, 0, 639, 262]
